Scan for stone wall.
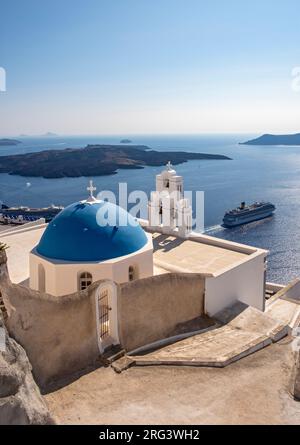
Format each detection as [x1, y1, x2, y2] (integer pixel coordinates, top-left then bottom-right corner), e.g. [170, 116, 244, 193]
[0, 252, 100, 389]
[0, 251, 205, 388]
[3, 284, 100, 390]
[0, 310, 54, 424]
[118, 273, 205, 351]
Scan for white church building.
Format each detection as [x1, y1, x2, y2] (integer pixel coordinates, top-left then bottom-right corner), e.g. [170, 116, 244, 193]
[29, 182, 153, 297]
[0, 163, 272, 386]
[23, 164, 268, 320]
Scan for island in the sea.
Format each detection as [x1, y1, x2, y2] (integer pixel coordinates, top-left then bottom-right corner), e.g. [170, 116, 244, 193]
[120, 139, 132, 144]
[42, 132, 59, 137]
[240, 133, 300, 146]
[0, 144, 231, 178]
[0, 139, 22, 146]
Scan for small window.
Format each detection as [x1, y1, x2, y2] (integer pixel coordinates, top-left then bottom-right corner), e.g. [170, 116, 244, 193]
[79, 272, 93, 291]
[164, 180, 169, 188]
[129, 266, 138, 282]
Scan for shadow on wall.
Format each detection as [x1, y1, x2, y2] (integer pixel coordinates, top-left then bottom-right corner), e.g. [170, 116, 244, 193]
[118, 273, 206, 352]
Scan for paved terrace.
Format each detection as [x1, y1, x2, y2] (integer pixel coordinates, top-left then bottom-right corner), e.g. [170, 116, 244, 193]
[0, 224, 46, 285]
[45, 340, 300, 425]
[152, 232, 250, 276]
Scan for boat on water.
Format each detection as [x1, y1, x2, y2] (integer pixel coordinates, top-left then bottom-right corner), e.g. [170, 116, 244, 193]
[223, 201, 276, 228]
[0, 204, 63, 225]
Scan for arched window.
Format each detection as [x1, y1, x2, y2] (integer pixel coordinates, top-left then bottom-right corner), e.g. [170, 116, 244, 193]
[129, 266, 138, 282]
[79, 272, 93, 291]
[38, 264, 46, 293]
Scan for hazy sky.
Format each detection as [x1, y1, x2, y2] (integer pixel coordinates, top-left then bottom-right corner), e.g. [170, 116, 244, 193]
[1, 0, 300, 136]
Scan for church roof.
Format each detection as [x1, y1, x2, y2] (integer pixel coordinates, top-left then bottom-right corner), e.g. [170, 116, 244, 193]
[36, 200, 148, 262]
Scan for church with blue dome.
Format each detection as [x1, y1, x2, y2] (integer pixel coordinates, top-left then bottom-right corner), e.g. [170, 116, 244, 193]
[29, 181, 154, 297]
[1, 164, 269, 382]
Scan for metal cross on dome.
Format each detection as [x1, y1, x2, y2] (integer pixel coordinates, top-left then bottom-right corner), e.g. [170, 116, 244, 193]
[87, 180, 97, 200]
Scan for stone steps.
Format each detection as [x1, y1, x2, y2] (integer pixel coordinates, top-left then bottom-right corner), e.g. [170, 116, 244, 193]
[101, 345, 126, 366]
[112, 286, 300, 373]
[123, 301, 293, 371]
[131, 326, 272, 368]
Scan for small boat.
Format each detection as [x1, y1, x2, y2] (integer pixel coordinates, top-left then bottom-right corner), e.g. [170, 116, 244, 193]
[223, 201, 276, 228]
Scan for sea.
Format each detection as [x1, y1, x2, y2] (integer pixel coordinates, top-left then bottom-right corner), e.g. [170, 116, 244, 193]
[1, 133, 300, 285]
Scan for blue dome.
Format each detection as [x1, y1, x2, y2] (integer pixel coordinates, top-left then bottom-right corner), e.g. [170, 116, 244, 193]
[36, 201, 148, 262]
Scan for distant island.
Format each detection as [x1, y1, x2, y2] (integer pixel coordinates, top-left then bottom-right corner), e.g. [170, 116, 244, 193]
[0, 139, 22, 146]
[42, 132, 58, 137]
[0, 144, 231, 178]
[240, 133, 300, 146]
[120, 139, 132, 144]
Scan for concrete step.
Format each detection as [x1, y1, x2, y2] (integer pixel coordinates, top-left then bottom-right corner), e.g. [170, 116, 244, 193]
[131, 325, 272, 368]
[266, 299, 300, 333]
[111, 356, 135, 373]
[215, 302, 288, 343]
[128, 301, 292, 370]
[102, 345, 126, 365]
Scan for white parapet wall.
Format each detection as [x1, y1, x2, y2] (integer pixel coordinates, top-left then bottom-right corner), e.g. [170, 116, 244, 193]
[0, 219, 46, 236]
[142, 217, 268, 316]
[205, 252, 266, 316]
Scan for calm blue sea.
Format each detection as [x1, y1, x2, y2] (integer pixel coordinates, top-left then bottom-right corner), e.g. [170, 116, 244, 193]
[1, 133, 300, 284]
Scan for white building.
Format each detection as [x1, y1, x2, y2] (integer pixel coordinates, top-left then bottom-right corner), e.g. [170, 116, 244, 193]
[0, 168, 291, 388]
[2, 168, 268, 319]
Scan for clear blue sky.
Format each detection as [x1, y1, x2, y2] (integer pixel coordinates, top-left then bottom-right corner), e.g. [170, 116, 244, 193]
[1, 0, 300, 136]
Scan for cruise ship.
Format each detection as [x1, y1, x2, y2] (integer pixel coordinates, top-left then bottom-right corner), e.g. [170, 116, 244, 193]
[223, 201, 276, 228]
[0, 204, 63, 225]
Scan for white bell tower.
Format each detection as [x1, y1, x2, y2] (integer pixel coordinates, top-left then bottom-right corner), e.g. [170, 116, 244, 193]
[148, 162, 193, 238]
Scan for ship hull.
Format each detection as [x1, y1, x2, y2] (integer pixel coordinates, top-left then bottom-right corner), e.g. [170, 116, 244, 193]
[223, 209, 275, 228]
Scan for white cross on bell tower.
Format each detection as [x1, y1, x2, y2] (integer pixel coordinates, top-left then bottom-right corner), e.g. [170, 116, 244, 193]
[86, 180, 97, 203]
[166, 161, 173, 172]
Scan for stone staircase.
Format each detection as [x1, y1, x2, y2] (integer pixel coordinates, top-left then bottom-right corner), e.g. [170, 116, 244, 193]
[111, 281, 300, 373]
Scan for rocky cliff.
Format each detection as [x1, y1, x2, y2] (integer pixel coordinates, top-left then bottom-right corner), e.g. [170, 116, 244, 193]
[0, 252, 55, 425]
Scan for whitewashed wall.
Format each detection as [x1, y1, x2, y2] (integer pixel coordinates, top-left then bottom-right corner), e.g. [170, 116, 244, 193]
[205, 253, 266, 316]
[29, 233, 153, 297]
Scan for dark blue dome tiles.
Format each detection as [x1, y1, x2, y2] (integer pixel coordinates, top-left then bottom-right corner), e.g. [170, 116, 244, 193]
[36, 201, 148, 262]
